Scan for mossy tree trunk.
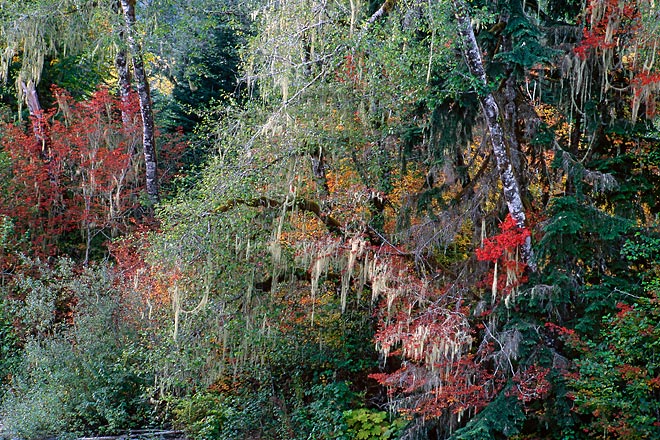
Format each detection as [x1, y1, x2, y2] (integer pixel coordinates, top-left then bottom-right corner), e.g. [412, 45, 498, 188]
[120, 0, 160, 206]
[452, 0, 536, 271]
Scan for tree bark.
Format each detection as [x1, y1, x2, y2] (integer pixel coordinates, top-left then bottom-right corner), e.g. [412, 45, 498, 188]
[120, 0, 159, 206]
[114, 1, 132, 126]
[20, 79, 50, 160]
[366, 0, 397, 26]
[115, 48, 132, 125]
[452, 0, 536, 271]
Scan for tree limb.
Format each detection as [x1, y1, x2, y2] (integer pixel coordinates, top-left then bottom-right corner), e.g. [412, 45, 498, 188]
[212, 197, 342, 233]
[366, 0, 397, 26]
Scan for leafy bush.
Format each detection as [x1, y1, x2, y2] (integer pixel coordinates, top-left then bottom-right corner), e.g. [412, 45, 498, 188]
[290, 381, 354, 439]
[0, 259, 152, 438]
[343, 408, 406, 440]
[171, 380, 404, 440]
[171, 388, 279, 440]
[171, 392, 232, 440]
[0, 297, 18, 377]
[569, 296, 660, 438]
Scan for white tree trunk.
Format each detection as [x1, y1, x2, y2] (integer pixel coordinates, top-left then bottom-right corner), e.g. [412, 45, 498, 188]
[452, 0, 536, 271]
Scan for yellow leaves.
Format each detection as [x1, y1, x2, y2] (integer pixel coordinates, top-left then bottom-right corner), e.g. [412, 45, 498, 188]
[389, 168, 425, 208]
[326, 158, 361, 193]
[383, 167, 425, 234]
[535, 103, 564, 129]
[325, 158, 372, 224]
[150, 74, 175, 96]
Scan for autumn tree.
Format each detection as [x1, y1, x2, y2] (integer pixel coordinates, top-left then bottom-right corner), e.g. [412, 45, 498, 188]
[2, 0, 660, 439]
[0, 0, 160, 207]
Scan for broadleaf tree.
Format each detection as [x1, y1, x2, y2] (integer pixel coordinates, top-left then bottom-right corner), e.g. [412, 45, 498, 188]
[1, 0, 660, 439]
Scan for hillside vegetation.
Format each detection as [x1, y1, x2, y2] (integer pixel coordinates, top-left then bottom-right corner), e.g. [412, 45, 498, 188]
[1, 0, 659, 439]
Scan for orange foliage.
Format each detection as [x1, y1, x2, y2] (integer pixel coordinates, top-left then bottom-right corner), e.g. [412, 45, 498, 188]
[326, 159, 362, 194]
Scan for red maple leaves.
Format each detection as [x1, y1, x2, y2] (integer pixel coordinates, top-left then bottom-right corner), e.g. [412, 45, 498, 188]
[0, 85, 185, 261]
[368, 215, 535, 422]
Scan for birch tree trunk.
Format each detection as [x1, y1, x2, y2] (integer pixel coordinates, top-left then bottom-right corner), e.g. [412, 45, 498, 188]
[120, 0, 160, 206]
[451, 0, 536, 271]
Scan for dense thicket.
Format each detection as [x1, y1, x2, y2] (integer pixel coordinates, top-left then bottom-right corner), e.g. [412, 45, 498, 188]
[1, 0, 659, 439]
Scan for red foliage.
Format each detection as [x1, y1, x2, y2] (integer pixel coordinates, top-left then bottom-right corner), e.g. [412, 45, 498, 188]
[476, 215, 530, 264]
[108, 227, 167, 323]
[367, 215, 544, 422]
[109, 226, 152, 280]
[545, 321, 586, 353]
[508, 364, 551, 404]
[369, 349, 501, 419]
[476, 214, 530, 303]
[573, 0, 660, 118]
[0, 86, 143, 257]
[0, 85, 187, 260]
[369, 254, 506, 422]
[573, 0, 640, 60]
[615, 301, 634, 318]
[544, 322, 575, 337]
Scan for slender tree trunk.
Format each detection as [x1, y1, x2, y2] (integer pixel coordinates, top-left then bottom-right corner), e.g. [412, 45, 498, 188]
[452, 0, 536, 271]
[115, 48, 132, 125]
[120, 0, 159, 206]
[20, 79, 50, 160]
[114, 1, 132, 127]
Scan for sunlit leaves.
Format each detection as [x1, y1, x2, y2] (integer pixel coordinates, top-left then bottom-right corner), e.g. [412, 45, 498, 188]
[0, 0, 118, 88]
[569, 296, 660, 438]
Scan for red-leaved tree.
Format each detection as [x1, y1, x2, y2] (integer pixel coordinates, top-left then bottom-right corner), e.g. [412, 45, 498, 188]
[369, 215, 534, 430]
[0, 86, 186, 263]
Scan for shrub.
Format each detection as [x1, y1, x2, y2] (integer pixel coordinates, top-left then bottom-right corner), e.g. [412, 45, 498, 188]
[0, 259, 153, 438]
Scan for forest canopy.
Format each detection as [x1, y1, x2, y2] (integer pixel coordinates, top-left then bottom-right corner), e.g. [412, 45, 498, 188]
[1, 0, 659, 439]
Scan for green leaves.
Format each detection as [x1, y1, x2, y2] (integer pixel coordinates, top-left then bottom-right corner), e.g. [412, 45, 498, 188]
[622, 232, 660, 264]
[569, 295, 660, 438]
[344, 408, 406, 440]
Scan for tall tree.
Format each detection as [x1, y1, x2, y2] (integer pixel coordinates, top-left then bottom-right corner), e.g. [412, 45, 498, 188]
[451, 0, 535, 270]
[119, 0, 159, 205]
[113, 1, 132, 127]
